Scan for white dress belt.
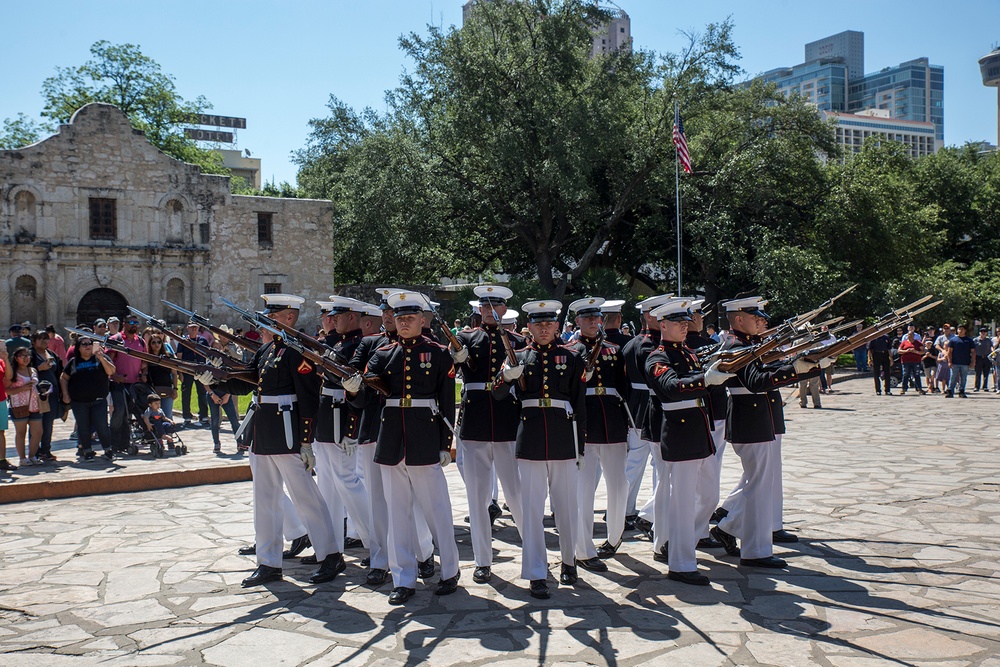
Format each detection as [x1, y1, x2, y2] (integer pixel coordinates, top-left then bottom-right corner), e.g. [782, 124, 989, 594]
[631, 383, 649, 391]
[586, 387, 620, 396]
[463, 382, 493, 391]
[385, 398, 439, 411]
[661, 398, 705, 411]
[321, 387, 347, 401]
[727, 387, 763, 396]
[259, 394, 298, 405]
[521, 398, 574, 415]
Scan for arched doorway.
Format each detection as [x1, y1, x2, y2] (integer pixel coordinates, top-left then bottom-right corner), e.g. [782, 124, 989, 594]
[77, 288, 129, 327]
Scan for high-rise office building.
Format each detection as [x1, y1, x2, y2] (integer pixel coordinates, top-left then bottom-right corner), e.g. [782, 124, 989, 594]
[757, 31, 944, 147]
[462, 1, 630, 57]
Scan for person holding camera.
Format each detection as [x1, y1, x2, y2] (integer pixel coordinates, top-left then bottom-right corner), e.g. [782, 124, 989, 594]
[30, 331, 62, 461]
[60, 332, 117, 461]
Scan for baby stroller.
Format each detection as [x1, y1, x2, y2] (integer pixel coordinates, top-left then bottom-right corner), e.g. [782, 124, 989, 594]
[128, 382, 187, 458]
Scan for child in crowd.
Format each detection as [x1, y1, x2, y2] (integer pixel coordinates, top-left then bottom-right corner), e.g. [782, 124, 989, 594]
[142, 394, 176, 450]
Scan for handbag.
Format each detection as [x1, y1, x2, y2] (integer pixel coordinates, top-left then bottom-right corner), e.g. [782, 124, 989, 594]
[11, 404, 30, 419]
[154, 385, 172, 398]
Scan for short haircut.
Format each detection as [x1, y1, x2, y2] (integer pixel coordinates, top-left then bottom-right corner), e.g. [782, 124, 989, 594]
[148, 394, 161, 403]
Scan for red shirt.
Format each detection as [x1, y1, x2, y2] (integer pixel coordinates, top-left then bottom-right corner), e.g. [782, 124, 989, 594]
[899, 337, 923, 364]
[0, 358, 6, 401]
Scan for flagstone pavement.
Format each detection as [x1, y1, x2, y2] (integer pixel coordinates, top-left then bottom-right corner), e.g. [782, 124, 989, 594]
[1, 377, 999, 666]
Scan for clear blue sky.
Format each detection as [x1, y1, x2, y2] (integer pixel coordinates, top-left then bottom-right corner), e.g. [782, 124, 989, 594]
[4, 1, 998, 185]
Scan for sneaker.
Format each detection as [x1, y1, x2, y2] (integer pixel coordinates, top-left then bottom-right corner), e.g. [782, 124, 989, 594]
[30, 457, 42, 466]
[214, 443, 222, 453]
[0, 459, 17, 471]
[19, 458, 32, 467]
[183, 420, 194, 428]
[40, 453, 57, 462]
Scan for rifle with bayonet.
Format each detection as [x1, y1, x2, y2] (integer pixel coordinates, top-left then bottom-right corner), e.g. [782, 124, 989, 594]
[760, 284, 858, 337]
[128, 306, 250, 370]
[799, 297, 941, 364]
[585, 325, 607, 374]
[484, 298, 525, 390]
[220, 298, 391, 397]
[161, 300, 262, 353]
[66, 328, 255, 384]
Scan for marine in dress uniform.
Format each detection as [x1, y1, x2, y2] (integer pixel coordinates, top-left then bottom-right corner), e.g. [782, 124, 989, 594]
[645, 299, 733, 585]
[453, 285, 526, 584]
[208, 294, 343, 587]
[684, 300, 729, 550]
[566, 297, 631, 571]
[621, 294, 675, 537]
[349, 291, 435, 586]
[709, 297, 818, 568]
[492, 300, 587, 600]
[362, 291, 461, 605]
[601, 300, 632, 349]
[312, 297, 372, 562]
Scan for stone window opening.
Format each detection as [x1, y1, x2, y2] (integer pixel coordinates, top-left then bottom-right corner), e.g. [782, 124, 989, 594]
[258, 212, 273, 248]
[263, 282, 282, 294]
[14, 190, 37, 239]
[89, 197, 117, 240]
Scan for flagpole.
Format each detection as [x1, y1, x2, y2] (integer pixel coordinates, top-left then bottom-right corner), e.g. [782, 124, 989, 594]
[674, 97, 682, 295]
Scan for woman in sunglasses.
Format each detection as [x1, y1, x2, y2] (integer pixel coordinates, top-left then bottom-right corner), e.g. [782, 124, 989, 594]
[59, 334, 117, 461]
[145, 336, 178, 419]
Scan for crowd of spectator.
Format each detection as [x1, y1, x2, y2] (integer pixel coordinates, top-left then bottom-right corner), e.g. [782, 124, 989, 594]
[1, 317, 246, 473]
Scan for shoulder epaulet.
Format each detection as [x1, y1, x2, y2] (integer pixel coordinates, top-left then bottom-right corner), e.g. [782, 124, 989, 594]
[375, 342, 398, 352]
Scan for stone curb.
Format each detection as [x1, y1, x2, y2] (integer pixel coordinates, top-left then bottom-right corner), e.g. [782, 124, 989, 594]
[0, 462, 251, 504]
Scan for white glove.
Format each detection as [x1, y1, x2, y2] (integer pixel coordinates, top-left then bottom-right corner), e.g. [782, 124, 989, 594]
[819, 356, 836, 369]
[584, 369, 594, 383]
[502, 363, 524, 382]
[439, 450, 452, 467]
[342, 373, 363, 393]
[195, 370, 217, 385]
[343, 440, 357, 457]
[451, 346, 469, 364]
[793, 358, 818, 375]
[208, 356, 224, 368]
[300, 443, 316, 473]
[703, 360, 735, 386]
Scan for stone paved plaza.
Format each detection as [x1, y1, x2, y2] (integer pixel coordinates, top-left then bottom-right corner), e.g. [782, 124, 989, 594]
[1, 376, 999, 666]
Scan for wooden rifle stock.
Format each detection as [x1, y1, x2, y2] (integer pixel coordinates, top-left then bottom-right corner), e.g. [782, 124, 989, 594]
[497, 325, 526, 390]
[273, 331, 391, 398]
[160, 299, 262, 352]
[585, 328, 606, 373]
[136, 313, 249, 370]
[106, 341, 253, 383]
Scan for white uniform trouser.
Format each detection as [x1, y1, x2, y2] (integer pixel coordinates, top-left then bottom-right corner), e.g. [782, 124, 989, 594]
[772, 434, 784, 531]
[698, 421, 728, 539]
[457, 438, 500, 501]
[638, 443, 669, 551]
[252, 453, 338, 569]
[314, 440, 372, 553]
[249, 452, 306, 540]
[576, 443, 627, 559]
[358, 442, 433, 571]
[624, 436, 653, 516]
[717, 441, 776, 560]
[462, 440, 523, 567]
[381, 461, 459, 589]
[667, 456, 715, 572]
[519, 459, 578, 581]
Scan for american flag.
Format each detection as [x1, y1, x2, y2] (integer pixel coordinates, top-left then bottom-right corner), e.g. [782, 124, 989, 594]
[673, 106, 692, 174]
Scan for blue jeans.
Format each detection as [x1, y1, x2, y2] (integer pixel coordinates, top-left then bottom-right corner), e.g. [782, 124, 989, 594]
[853, 348, 869, 372]
[209, 395, 240, 445]
[901, 362, 923, 392]
[948, 364, 970, 394]
[71, 399, 113, 453]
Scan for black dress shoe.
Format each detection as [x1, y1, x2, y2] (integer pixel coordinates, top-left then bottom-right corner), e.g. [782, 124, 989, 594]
[710, 507, 729, 524]
[360, 557, 370, 568]
[559, 562, 578, 585]
[473, 566, 492, 583]
[282, 534, 311, 559]
[740, 556, 787, 569]
[710, 526, 740, 557]
[388, 586, 415, 605]
[577, 556, 608, 573]
[418, 557, 435, 579]
[344, 537, 364, 549]
[435, 571, 461, 596]
[633, 517, 654, 540]
[623, 514, 638, 531]
[697, 536, 722, 549]
[300, 554, 318, 565]
[668, 570, 711, 586]
[652, 543, 669, 563]
[366, 568, 389, 585]
[309, 552, 346, 583]
[488, 501, 503, 525]
[772, 529, 799, 543]
[241, 565, 282, 587]
[238, 543, 257, 556]
[529, 579, 550, 599]
[596, 540, 620, 559]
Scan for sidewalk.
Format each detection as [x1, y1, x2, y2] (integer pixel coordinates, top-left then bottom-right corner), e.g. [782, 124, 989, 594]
[1, 377, 999, 665]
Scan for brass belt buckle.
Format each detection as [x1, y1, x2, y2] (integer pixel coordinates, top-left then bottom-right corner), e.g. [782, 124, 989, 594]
[695, 397, 704, 407]
[594, 386, 606, 396]
[538, 398, 551, 408]
[399, 397, 412, 408]
[485, 382, 494, 391]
